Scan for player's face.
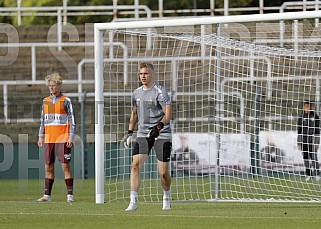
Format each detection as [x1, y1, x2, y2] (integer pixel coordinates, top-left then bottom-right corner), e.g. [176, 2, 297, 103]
[48, 80, 61, 96]
[139, 67, 154, 88]
[303, 103, 310, 113]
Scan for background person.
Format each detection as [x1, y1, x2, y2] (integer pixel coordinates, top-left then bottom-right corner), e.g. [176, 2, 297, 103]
[260, 134, 285, 164]
[35, 73, 76, 202]
[171, 134, 200, 176]
[172, 135, 199, 165]
[297, 100, 321, 181]
[122, 62, 172, 211]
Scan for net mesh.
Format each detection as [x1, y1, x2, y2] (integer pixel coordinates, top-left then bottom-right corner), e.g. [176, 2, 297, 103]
[102, 21, 321, 202]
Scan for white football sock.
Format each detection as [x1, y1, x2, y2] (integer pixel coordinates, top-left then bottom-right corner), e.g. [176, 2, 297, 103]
[163, 190, 171, 199]
[130, 191, 138, 203]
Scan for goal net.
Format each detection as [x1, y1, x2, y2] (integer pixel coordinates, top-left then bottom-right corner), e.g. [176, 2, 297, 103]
[94, 11, 321, 203]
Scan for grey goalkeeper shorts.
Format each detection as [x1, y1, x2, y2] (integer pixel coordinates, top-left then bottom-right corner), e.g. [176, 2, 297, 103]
[133, 137, 172, 162]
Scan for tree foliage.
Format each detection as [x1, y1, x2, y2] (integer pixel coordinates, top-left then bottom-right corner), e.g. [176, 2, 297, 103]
[2, 0, 62, 24]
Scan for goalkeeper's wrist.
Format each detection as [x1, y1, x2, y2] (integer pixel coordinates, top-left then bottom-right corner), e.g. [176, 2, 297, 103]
[157, 122, 164, 130]
[127, 130, 134, 135]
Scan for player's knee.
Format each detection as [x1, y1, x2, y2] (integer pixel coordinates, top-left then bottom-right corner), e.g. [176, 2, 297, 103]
[45, 163, 54, 172]
[131, 161, 140, 172]
[61, 163, 71, 172]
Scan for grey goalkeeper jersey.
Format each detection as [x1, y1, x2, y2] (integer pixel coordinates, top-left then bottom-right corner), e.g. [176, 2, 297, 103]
[132, 83, 171, 139]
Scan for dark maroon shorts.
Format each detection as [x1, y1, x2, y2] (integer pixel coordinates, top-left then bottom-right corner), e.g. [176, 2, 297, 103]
[44, 143, 72, 165]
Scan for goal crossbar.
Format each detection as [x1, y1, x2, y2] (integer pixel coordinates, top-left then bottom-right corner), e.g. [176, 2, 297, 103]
[95, 10, 321, 30]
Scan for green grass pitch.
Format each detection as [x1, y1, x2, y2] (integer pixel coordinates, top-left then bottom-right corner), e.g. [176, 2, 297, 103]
[1, 179, 321, 229]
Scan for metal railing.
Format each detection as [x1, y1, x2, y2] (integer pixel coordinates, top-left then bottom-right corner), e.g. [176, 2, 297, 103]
[0, 2, 320, 50]
[0, 5, 152, 26]
[0, 41, 128, 123]
[1, 1, 320, 25]
[0, 5, 152, 50]
[0, 2, 320, 125]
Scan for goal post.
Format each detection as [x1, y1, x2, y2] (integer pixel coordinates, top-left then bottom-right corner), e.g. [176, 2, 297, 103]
[95, 11, 321, 204]
[94, 26, 105, 204]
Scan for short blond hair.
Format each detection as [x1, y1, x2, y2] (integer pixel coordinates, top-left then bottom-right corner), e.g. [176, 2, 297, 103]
[139, 62, 154, 72]
[45, 73, 63, 85]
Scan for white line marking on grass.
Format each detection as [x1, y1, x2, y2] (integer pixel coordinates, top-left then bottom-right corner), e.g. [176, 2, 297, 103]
[0, 212, 316, 220]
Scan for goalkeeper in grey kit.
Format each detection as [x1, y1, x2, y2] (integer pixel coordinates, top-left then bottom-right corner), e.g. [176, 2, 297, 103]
[122, 62, 172, 211]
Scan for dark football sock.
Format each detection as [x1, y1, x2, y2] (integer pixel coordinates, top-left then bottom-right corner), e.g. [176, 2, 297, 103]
[65, 178, 74, 195]
[45, 178, 54, 196]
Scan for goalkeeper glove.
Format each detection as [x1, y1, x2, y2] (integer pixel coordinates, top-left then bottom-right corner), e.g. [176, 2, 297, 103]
[123, 130, 133, 149]
[148, 122, 164, 139]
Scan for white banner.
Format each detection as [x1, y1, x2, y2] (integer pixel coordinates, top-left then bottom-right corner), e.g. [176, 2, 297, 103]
[259, 131, 308, 171]
[172, 133, 251, 173]
[172, 131, 319, 173]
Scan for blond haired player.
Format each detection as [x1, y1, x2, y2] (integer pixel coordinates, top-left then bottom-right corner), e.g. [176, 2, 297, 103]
[122, 63, 172, 211]
[34, 73, 76, 203]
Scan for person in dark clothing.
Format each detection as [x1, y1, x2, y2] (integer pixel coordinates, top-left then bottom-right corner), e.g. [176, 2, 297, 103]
[297, 100, 321, 181]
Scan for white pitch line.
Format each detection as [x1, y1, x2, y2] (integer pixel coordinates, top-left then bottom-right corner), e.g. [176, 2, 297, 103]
[0, 212, 316, 220]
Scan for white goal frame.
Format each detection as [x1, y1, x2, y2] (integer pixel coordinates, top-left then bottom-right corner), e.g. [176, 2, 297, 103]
[94, 10, 321, 204]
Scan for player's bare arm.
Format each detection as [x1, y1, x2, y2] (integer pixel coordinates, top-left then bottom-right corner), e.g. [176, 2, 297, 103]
[161, 104, 172, 125]
[128, 106, 138, 131]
